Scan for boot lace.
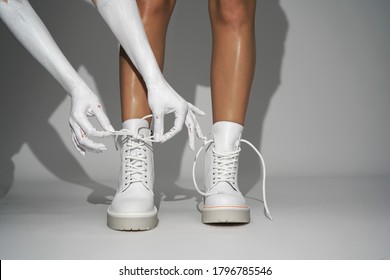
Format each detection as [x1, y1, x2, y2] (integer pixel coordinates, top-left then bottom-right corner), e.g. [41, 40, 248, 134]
[111, 115, 156, 193]
[119, 136, 150, 192]
[211, 148, 240, 190]
[192, 138, 273, 220]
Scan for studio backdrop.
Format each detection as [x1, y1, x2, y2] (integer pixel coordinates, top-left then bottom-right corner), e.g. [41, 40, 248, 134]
[1, 0, 389, 197]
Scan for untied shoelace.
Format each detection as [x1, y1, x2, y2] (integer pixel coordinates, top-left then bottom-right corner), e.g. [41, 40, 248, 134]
[107, 115, 272, 220]
[192, 137, 273, 221]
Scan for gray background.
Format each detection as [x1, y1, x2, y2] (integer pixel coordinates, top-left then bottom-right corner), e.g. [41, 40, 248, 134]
[0, 0, 389, 259]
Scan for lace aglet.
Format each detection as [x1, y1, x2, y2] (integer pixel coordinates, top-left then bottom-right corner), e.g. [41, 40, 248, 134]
[265, 209, 273, 221]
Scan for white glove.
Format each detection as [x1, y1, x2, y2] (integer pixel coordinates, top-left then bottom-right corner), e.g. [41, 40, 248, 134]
[69, 83, 114, 155]
[0, 0, 114, 155]
[147, 79, 205, 150]
[93, 0, 205, 150]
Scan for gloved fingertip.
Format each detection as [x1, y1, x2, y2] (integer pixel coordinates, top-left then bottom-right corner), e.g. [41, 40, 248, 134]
[100, 122, 115, 133]
[103, 131, 113, 137]
[195, 124, 204, 139]
[94, 143, 106, 150]
[161, 132, 174, 143]
[190, 105, 206, 116]
[94, 130, 113, 138]
[154, 132, 161, 142]
[160, 134, 168, 143]
[107, 124, 115, 132]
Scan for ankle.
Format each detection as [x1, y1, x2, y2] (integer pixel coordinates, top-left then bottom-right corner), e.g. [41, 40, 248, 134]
[122, 118, 150, 137]
[212, 121, 243, 153]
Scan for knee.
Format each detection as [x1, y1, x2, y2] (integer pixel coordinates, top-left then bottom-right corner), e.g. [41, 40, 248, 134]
[210, 0, 255, 28]
[137, 0, 175, 19]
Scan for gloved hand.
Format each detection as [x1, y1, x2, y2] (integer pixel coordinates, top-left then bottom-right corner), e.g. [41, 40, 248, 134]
[148, 79, 205, 150]
[69, 83, 114, 156]
[0, 0, 114, 156]
[93, 0, 205, 150]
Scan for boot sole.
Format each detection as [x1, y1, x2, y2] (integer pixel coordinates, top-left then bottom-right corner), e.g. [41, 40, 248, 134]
[107, 206, 158, 231]
[201, 205, 250, 224]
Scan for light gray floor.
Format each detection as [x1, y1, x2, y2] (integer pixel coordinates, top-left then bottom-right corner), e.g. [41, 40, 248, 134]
[0, 176, 389, 259]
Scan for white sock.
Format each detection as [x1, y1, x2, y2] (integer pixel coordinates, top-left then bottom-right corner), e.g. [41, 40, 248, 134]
[212, 121, 243, 153]
[122, 119, 149, 137]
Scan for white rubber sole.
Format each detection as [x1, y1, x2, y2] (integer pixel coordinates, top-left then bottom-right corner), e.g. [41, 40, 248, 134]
[107, 206, 158, 231]
[201, 205, 250, 224]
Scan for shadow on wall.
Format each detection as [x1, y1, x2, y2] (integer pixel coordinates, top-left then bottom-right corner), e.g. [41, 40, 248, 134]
[154, 0, 289, 205]
[0, 0, 288, 209]
[242, 0, 288, 196]
[152, 1, 212, 206]
[0, 0, 120, 202]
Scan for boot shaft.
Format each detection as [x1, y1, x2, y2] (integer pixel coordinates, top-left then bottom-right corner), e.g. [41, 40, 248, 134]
[204, 121, 243, 192]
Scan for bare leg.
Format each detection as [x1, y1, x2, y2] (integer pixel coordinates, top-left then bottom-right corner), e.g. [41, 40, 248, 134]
[200, 0, 257, 225]
[208, 0, 257, 125]
[108, 0, 176, 231]
[119, 0, 176, 122]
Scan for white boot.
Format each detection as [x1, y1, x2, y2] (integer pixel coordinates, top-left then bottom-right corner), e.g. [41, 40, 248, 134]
[107, 119, 158, 230]
[202, 121, 250, 223]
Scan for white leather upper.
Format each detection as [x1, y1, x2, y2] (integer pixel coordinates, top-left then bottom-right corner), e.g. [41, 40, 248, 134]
[110, 119, 155, 213]
[203, 121, 247, 207]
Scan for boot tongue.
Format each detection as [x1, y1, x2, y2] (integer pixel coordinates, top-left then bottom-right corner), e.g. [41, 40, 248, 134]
[122, 119, 150, 138]
[122, 119, 150, 157]
[212, 121, 243, 153]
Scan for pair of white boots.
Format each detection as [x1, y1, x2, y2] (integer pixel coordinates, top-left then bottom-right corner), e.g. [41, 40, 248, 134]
[107, 119, 249, 231]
